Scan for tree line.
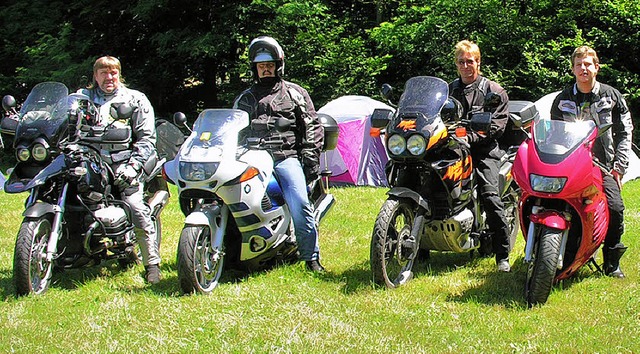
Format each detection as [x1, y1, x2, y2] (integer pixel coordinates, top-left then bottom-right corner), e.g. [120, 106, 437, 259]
[1, 0, 639, 136]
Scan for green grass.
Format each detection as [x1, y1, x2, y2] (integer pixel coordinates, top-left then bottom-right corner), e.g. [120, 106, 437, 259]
[1, 164, 640, 353]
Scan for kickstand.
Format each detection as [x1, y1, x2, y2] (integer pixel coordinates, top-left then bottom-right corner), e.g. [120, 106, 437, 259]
[587, 256, 603, 274]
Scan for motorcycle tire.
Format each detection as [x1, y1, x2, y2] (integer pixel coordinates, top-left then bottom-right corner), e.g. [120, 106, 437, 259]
[13, 216, 55, 296]
[525, 227, 562, 307]
[370, 198, 419, 288]
[176, 225, 223, 294]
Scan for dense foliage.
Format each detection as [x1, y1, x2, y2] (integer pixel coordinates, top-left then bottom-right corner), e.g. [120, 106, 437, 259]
[1, 0, 640, 132]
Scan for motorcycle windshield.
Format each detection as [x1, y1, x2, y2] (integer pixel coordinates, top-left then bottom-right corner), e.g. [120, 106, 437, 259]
[532, 117, 596, 159]
[16, 82, 70, 137]
[179, 109, 249, 162]
[396, 76, 449, 120]
[19, 82, 69, 121]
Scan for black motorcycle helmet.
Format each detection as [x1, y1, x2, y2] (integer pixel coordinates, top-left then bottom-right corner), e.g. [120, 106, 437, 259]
[441, 96, 463, 122]
[248, 36, 285, 79]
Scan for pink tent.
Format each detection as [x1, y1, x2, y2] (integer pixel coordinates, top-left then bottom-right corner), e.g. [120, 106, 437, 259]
[318, 95, 393, 186]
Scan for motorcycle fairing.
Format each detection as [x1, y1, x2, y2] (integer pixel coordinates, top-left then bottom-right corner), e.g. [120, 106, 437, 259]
[5, 153, 67, 193]
[514, 117, 609, 281]
[386, 76, 450, 159]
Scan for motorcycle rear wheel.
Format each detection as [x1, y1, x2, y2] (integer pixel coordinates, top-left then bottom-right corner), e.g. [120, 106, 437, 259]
[13, 216, 54, 296]
[525, 227, 562, 307]
[177, 225, 223, 294]
[370, 199, 419, 288]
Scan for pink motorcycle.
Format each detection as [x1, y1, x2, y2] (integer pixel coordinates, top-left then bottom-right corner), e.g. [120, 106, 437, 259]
[512, 116, 611, 307]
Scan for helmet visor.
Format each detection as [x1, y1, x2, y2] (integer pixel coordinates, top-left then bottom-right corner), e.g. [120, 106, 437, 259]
[253, 50, 277, 63]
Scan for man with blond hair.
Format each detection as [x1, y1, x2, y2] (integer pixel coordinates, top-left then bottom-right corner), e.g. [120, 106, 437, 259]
[78, 56, 162, 284]
[449, 40, 512, 272]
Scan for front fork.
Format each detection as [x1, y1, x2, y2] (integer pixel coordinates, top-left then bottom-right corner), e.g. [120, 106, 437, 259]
[523, 205, 570, 269]
[43, 183, 69, 263]
[184, 200, 229, 261]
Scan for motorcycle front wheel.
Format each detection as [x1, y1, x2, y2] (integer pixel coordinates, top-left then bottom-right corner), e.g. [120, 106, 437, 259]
[13, 216, 55, 296]
[370, 199, 419, 288]
[176, 225, 224, 294]
[525, 227, 562, 307]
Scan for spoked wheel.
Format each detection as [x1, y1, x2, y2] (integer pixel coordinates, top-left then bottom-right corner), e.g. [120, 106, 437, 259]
[370, 199, 421, 288]
[176, 225, 224, 294]
[503, 183, 520, 252]
[13, 216, 55, 296]
[525, 227, 562, 307]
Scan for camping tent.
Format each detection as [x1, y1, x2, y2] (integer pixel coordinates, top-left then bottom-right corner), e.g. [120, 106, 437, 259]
[534, 91, 640, 184]
[318, 95, 392, 186]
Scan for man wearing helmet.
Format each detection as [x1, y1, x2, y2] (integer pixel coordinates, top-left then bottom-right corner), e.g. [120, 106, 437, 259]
[78, 56, 162, 284]
[448, 40, 512, 272]
[233, 36, 326, 272]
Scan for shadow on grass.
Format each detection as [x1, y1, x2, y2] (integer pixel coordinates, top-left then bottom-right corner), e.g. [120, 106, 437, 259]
[0, 267, 14, 299]
[320, 251, 500, 296]
[445, 256, 528, 308]
[447, 256, 604, 308]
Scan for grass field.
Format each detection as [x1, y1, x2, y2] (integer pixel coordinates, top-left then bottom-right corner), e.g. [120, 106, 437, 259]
[1, 159, 639, 353]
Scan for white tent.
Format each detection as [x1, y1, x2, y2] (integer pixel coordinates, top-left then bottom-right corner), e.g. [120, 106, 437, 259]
[318, 95, 392, 186]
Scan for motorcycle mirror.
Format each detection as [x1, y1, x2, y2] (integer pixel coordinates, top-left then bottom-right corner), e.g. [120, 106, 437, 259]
[469, 112, 492, 133]
[2, 95, 17, 111]
[173, 112, 188, 127]
[116, 103, 134, 119]
[275, 118, 291, 132]
[381, 84, 393, 100]
[484, 92, 502, 112]
[371, 108, 393, 129]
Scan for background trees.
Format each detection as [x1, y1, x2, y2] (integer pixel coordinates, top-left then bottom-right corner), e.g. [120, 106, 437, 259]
[1, 0, 640, 135]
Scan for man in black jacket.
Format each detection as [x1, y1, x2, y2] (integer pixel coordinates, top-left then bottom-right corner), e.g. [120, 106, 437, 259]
[449, 40, 512, 272]
[233, 36, 326, 272]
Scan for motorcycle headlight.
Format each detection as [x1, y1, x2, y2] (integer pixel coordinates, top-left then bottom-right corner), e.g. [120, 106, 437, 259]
[387, 134, 406, 155]
[530, 173, 567, 193]
[406, 135, 427, 155]
[179, 162, 220, 181]
[32, 143, 49, 161]
[17, 147, 30, 162]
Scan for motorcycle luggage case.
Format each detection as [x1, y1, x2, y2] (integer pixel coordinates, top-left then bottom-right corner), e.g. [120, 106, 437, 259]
[502, 100, 538, 148]
[318, 113, 338, 151]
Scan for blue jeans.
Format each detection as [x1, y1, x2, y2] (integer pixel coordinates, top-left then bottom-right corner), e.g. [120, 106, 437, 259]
[274, 157, 319, 261]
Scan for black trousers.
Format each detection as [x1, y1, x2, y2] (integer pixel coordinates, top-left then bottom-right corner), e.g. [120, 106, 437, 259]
[603, 174, 625, 248]
[473, 148, 510, 261]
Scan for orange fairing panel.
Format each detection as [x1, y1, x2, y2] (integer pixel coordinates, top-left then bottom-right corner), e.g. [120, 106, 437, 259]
[428, 124, 447, 149]
[397, 119, 416, 131]
[443, 155, 473, 181]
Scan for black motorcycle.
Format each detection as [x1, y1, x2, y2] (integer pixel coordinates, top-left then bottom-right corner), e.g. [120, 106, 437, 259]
[369, 76, 536, 288]
[4, 84, 169, 296]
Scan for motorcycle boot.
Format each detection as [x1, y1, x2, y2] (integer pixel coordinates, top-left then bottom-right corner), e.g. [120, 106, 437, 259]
[145, 264, 161, 284]
[603, 243, 627, 278]
[493, 224, 511, 272]
[306, 260, 325, 273]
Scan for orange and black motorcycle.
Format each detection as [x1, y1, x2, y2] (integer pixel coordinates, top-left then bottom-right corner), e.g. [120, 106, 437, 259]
[369, 76, 531, 288]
